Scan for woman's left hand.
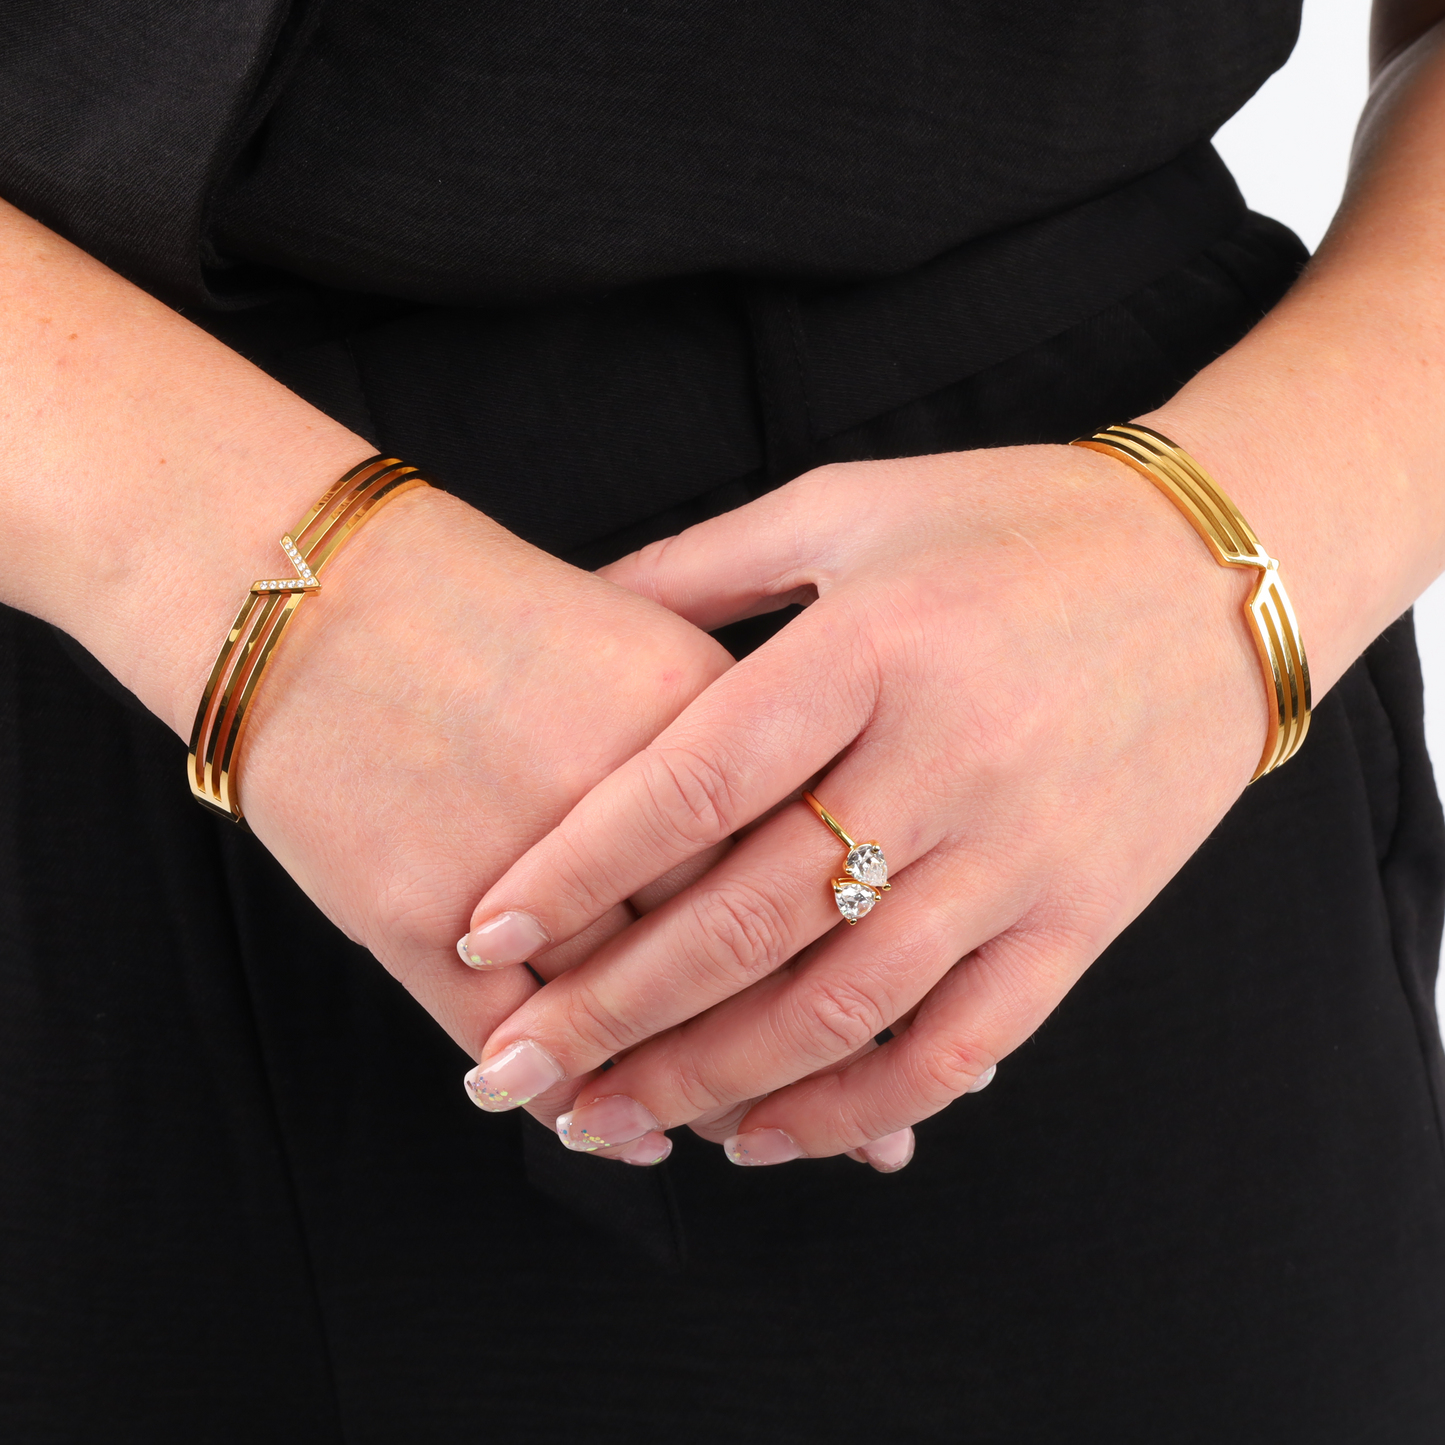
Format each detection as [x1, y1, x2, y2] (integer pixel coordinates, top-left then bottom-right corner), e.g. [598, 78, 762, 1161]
[456, 437, 1289, 1166]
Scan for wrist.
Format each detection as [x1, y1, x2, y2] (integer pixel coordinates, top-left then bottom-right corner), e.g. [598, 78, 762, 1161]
[0, 197, 382, 736]
[1141, 29, 1445, 700]
[53, 428, 379, 738]
[1140, 336, 1435, 702]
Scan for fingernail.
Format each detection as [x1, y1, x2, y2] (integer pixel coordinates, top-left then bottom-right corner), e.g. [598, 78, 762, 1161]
[858, 1126, 915, 1173]
[464, 1040, 565, 1111]
[967, 1064, 997, 1094]
[457, 911, 551, 969]
[556, 1095, 660, 1152]
[609, 1131, 673, 1166]
[724, 1128, 805, 1166]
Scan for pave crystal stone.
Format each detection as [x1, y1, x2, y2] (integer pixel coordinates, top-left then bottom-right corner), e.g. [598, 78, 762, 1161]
[846, 842, 889, 888]
[832, 879, 879, 922]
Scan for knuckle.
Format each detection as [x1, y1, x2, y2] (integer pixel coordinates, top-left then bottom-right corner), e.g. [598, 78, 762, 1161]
[636, 744, 740, 853]
[912, 1035, 999, 1107]
[798, 980, 888, 1059]
[618, 1035, 732, 1126]
[663, 1067, 733, 1123]
[542, 830, 618, 921]
[690, 877, 794, 985]
[554, 984, 632, 1062]
[629, 534, 679, 589]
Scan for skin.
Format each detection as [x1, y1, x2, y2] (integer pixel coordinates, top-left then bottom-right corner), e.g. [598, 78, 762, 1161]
[2, 3, 1441, 1173]
[0, 198, 735, 1152]
[464, 3, 1445, 1165]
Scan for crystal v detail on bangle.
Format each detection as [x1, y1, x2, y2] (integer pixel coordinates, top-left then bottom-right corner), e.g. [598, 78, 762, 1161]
[186, 456, 430, 825]
[1072, 423, 1311, 780]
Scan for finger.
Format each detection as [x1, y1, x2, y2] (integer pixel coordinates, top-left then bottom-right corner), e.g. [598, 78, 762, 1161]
[687, 1033, 880, 1146]
[461, 611, 875, 965]
[838, 995, 969, 1177]
[528, 901, 637, 981]
[699, 1035, 884, 1149]
[589, 1131, 674, 1167]
[597, 475, 836, 631]
[475, 760, 948, 1116]
[551, 840, 1014, 1137]
[847, 1127, 916, 1173]
[459, 847, 729, 972]
[458, 904, 634, 1127]
[627, 839, 731, 915]
[724, 926, 1089, 1161]
[686, 1096, 765, 1145]
[462, 858, 730, 1142]
[520, 852, 731, 1138]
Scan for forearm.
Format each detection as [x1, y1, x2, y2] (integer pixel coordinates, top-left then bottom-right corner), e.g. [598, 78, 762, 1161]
[1146, 12, 1445, 696]
[0, 198, 374, 733]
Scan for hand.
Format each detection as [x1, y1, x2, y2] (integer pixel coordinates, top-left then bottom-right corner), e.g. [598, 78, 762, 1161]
[231, 485, 733, 1157]
[0, 196, 735, 1164]
[456, 440, 1275, 1168]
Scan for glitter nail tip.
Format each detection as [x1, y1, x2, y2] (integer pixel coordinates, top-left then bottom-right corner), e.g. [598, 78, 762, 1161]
[557, 1096, 659, 1152]
[463, 1040, 565, 1112]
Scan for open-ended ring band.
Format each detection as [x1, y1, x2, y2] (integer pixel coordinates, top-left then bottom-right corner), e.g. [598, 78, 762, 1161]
[803, 791, 892, 924]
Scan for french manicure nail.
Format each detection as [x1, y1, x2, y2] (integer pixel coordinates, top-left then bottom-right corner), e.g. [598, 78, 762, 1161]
[858, 1127, 915, 1173]
[724, 1128, 805, 1167]
[967, 1064, 997, 1094]
[609, 1131, 673, 1166]
[457, 911, 551, 969]
[556, 1095, 660, 1152]
[464, 1040, 565, 1112]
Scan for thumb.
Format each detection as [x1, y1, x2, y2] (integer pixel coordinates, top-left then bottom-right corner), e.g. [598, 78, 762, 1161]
[598, 481, 822, 631]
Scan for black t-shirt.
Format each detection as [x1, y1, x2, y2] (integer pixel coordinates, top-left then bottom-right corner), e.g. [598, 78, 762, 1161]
[0, 1, 1301, 306]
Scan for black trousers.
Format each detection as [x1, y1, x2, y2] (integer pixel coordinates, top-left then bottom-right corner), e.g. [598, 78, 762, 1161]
[3, 185, 1445, 1440]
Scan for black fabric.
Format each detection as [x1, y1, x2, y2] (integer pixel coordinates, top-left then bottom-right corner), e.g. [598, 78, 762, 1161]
[0, 2, 1299, 307]
[4, 208, 1445, 1442]
[0, 0, 294, 301]
[185, 142, 1248, 571]
[3, 2, 1444, 1439]
[209, 0, 1300, 305]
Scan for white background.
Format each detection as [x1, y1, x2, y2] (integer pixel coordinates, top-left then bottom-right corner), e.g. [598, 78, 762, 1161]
[1214, 0, 1445, 1023]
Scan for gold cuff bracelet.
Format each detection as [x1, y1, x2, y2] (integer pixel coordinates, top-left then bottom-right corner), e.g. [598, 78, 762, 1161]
[187, 455, 430, 825]
[1072, 423, 1310, 780]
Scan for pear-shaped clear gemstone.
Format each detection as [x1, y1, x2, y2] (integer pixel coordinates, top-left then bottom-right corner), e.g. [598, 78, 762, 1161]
[833, 879, 879, 922]
[846, 842, 888, 888]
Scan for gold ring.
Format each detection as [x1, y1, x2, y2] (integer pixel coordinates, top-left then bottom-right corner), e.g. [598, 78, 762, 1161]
[803, 791, 891, 924]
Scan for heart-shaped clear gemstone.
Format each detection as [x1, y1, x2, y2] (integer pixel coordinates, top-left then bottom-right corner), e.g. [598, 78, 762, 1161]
[846, 842, 888, 888]
[833, 878, 879, 922]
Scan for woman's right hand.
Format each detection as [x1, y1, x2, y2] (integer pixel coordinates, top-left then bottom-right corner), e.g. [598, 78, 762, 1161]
[222, 483, 735, 1146]
[0, 196, 732, 1159]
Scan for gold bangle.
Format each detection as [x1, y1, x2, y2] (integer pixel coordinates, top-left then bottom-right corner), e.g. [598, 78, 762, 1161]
[186, 455, 430, 824]
[1072, 423, 1311, 780]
